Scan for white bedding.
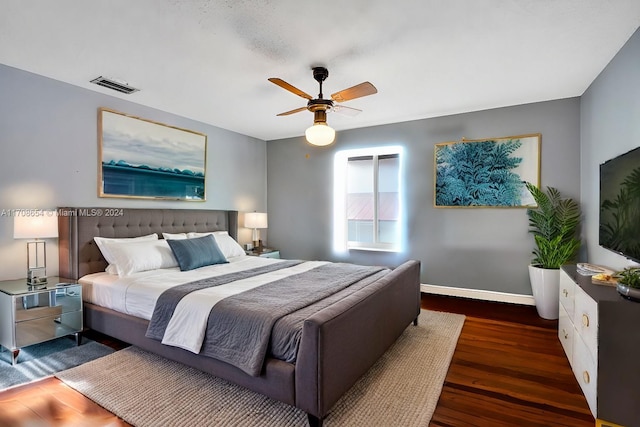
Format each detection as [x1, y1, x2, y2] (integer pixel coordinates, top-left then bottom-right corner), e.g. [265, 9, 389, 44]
[79, 255, 329, 354]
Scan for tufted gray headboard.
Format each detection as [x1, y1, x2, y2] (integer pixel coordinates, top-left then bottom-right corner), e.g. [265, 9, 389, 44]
[58, 207, 238, 280]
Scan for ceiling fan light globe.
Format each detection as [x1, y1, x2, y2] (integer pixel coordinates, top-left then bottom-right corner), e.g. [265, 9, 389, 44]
[305, 123, 335, 146]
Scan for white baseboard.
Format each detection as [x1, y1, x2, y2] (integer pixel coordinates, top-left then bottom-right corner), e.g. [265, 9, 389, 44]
[421, 283, 536, 306]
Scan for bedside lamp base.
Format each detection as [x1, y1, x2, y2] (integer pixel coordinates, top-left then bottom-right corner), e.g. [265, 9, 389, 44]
[27, 267, 48, 289]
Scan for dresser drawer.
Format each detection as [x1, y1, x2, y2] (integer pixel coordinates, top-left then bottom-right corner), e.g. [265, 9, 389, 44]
[15, 305, 62, 322]
[573, 284, 598, 361]
[558, 304, 574, 364]
[14, 288, 82, 321]
[559, 269, 575, 318]
[573, 332, 598, 417]
[558, 266, 640, 426]
[15, 310, 82, 348]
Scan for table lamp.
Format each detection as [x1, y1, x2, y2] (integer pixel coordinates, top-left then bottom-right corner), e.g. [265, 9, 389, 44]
[244, 212, 268, 252]
[14, 214, 58, 287]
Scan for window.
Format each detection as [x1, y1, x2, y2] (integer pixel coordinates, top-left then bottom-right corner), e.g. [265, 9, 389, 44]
[334, 146, 403, 252]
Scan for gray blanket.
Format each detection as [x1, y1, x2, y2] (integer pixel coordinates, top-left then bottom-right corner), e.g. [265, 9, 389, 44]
[145, 260, 303, 341]
[268, 268, 389, 362]
[148, 261, 387, 376]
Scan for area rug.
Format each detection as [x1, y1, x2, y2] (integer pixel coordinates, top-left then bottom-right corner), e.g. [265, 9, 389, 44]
[0, 337, 114, 391]
[56, 310, 464, 427]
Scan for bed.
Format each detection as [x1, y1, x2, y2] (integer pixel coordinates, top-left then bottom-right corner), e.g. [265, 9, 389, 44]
[57, 207, 421, 426]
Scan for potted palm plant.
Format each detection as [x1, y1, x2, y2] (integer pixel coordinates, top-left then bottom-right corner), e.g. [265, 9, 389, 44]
[525, 182, 581, 319]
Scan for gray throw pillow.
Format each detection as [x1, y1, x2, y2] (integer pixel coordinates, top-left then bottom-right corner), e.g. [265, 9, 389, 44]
[167, 234, 228, 271]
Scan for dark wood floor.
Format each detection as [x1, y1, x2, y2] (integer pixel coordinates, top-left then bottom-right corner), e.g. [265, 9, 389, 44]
[424, 294, 594, 427]
[0, 330, 132, 427]
[0, 295, 594, 426]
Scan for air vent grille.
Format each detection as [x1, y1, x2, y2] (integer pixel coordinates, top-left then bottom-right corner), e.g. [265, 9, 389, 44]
[90, 76, 140, 94]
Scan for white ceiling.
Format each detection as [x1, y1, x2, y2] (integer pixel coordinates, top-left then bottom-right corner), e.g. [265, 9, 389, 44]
[1, 1, 639, 141]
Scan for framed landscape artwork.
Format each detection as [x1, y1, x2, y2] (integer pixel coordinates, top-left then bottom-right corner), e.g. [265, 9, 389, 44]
[98, 108, 207, 201]
[434, 133, 541, 208]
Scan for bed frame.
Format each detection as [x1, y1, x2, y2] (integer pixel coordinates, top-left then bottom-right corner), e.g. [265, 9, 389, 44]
[58, 207, 420, 426]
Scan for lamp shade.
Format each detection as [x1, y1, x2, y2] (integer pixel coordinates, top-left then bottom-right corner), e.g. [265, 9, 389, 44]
[14, 215, 58, 239]
[305, 123, 336, 146]
[244, 212, 268, 229]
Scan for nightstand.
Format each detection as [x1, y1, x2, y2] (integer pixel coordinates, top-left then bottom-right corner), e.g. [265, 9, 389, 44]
[245, 248, 280, 259]
[0, 277, 82, 366]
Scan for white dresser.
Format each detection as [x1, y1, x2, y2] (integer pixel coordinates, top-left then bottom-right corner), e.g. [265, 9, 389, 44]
[558, 266, 640, 427]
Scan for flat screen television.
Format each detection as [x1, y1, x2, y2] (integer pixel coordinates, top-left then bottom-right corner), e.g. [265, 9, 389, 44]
[599, 145, 640, 263]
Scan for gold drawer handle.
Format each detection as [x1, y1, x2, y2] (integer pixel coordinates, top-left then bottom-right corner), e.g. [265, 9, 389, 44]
[583, 371, 590, 384]
[582, 314, 589, 327]
[562, 289, 568, 297]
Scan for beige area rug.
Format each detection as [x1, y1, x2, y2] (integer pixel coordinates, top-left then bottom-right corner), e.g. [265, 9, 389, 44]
[56, 310, 464, 427]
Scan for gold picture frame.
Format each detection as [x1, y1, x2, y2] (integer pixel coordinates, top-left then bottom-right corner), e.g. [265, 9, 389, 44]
[98, 108, 207, 201]
[434, 133, 541, 208]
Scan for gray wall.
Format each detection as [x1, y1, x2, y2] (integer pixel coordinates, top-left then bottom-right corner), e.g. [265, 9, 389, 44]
[0, 64, 267, 280]
[267, 98, 581, 295]
[581, 27, 640, 271]
[5, 23, 636, 291]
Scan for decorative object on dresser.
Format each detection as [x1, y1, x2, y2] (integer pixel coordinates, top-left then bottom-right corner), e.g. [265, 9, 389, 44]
[590, 273, 618, 287]
[0, 277, 82, 366]
[576, 262, 613, 277]
[244, 211, 268, 251]
[615, 267, 640, 301]
[576, 263, 617, 286]
[558, 266, 640, 427]
[525, 182, 581, 319]
[13, 213, 59, 287]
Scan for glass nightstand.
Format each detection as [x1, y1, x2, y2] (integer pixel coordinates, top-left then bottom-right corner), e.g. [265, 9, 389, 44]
[0, 277, 82, 366]
[245, 248, 280, 259]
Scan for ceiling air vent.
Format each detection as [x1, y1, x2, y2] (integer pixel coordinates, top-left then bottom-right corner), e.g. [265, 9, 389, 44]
[90, 76, 140, 94]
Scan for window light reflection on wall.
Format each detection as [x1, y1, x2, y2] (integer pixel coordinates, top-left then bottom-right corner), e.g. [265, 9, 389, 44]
[333, 146, 404, 254]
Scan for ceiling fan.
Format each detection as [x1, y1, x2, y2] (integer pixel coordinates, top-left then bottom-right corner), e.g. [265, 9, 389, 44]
[269, 67, 377, 146]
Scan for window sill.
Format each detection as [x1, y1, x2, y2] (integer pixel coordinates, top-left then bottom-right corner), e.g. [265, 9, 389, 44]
[348, 246, 401, 253]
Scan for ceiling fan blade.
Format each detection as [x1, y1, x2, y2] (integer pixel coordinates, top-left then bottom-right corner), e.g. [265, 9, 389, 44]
[268, 78, 313, 100]
[276, 106, 308, 116]
[332, 104, 362, 117]
[331, 82, 377, 102]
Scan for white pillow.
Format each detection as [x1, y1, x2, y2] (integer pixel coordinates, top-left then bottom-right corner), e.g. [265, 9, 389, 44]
[187, 231, 246, 258]
[104, 239, 178, 277]
[105, 264, 120, 275]
[162, 232, 188, 240]
[187, 232, 213, 238]
[94, 234, 158, 266]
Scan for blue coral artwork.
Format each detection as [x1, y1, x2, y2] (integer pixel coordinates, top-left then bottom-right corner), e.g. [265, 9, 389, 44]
[99, 108, 207, 201]
[434, 134, 540, 207]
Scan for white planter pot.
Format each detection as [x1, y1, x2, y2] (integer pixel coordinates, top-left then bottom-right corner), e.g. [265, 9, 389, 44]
[528, 265, 560, 320]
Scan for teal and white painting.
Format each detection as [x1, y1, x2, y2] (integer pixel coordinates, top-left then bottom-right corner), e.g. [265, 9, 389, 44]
[434, 134, 540, 207]
[99, 108, 207, 201]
